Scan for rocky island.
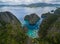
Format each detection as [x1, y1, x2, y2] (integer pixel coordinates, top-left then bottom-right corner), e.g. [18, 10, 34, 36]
[24, 13, 40, 25]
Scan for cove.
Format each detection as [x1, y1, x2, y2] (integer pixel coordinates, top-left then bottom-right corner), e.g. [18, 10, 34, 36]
[23, 18, 43, 38]
[0, 6, 56, 38]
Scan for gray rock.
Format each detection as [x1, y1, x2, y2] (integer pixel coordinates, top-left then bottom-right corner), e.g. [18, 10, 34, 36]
[0, 11, 28, 44]
[24, 13, 40, 25]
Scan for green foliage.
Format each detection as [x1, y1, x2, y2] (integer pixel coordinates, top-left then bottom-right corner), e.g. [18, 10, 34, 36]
[0, 20, 27, 44]
[38, 8, 60, 44]
[54, 8, 60, 15]
[39, 15, 58, 38]
[0, 11, 28, 44]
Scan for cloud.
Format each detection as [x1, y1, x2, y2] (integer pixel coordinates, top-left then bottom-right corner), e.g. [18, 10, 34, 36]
[0, 0, 60, 4]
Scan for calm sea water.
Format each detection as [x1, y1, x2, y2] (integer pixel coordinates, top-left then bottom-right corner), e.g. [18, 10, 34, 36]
[0, 6, 57, 38]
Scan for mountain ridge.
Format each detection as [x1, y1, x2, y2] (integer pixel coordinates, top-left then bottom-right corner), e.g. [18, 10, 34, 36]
[0, 2, 60, 7]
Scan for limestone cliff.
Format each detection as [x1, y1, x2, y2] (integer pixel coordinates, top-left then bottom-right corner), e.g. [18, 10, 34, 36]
[0, 11, 28, 44]
[38, 8, 60, 44]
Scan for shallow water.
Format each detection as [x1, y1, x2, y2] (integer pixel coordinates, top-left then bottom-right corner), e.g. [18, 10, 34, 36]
[0, 6, 57, 38]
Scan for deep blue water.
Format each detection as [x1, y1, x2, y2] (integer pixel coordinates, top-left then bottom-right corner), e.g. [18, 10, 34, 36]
[0, 6, 57, 38]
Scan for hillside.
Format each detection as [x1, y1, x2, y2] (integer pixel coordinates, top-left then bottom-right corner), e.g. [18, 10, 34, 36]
[37, 8, 60, 44]
[0, 11, 28, 44]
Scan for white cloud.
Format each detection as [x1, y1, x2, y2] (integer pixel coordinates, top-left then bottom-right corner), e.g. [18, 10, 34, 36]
[0, 0, 60, 4]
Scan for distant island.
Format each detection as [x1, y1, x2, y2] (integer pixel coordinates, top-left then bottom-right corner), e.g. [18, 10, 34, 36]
[23, 3, 60, 7]
[0, 3, 60, 7]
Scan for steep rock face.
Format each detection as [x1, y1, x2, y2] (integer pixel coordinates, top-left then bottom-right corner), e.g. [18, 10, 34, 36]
[0, 11, 28, 44]
[24, 13, 40, 25]
[47, 18, 60, 43]
[39, 14, 58, 38]
[38, 8, 60, 44]
[0, 11, 20, 24]
[54, 8, 60, 15]
[40, 8, 60, 36]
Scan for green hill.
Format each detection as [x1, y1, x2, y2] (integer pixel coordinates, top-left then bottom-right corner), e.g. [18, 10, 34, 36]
[0, 11, 28, 44]
[37, 8, 60, 44]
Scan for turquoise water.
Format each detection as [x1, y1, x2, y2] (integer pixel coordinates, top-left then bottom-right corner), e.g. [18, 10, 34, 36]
[0, 6, 57, 38]
[26, 18, 43, 38]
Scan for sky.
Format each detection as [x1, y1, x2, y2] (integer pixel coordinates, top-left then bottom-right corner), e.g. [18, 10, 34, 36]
[0, 0, 60, 4]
